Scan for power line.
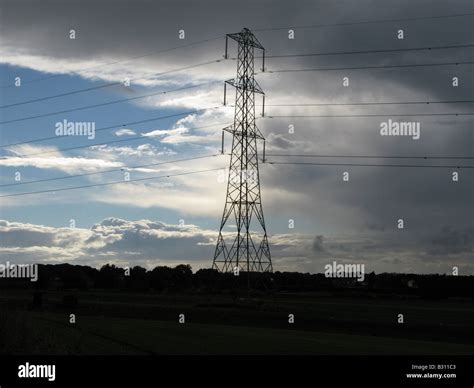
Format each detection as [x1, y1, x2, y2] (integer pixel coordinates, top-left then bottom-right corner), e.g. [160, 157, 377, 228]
[265, 154, 474, 160]
[4, 59, 472, 125]
[264, 100, 474, 107]
[0, 35, 224, 89]
[8, 42, 470, 109]
[3, 108, 468, 150]
[264, 43, 474, 59]
[0, 59, 227, 109]
[0, 107, 223, 147]
[3, 13, 473, 89]
[0, 167, 224, 198]
[253, 12, 474, 32]
[0, 82, 221, 125]
[264, 161, 474, 169]
[2, 158, 470, 197]
[4, 122, 231, 157]
[2, 12, 472, 90]
[6, 98, 473, 152]
[265, 113, 474, 118]
[265, 60, 474, 74]
[0, 154, 222, 187]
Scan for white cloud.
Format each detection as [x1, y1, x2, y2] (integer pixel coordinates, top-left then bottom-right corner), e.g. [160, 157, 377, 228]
[115, 128, 137, 136]
[0, 218, 219, 267]
[0, 45, 193, 89]
[141, 127, 188, 138]
[140, 108, 233, 146]
[1, 144, 124, 173]
[1, 218, 472, 274]
[0, 155, 123, 174]
[149, 88, 221, 110]
[88, 143, 175, 158]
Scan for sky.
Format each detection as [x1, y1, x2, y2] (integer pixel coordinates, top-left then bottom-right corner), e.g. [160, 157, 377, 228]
[0, 0, 472, 274]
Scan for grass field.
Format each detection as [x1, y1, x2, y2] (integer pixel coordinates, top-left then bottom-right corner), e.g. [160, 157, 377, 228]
[0, 289, 473, 355]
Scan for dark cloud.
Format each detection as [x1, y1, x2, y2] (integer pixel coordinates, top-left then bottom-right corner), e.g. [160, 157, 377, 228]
[429, 225, 474, 255]
[312, 234, 325, 253]
[0, 226, 55, 247]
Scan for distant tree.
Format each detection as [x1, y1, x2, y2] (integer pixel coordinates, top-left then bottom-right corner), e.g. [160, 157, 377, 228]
[172, 264, 193, 290]
[55, 264, 91, 290]
[96, 264, 124, 289]
[128, 266, 149, 291]
[36, 264, 53, 289]
[367, 271, 376, 290]
[149, 266, 173, 292]
[194, 268, 219, 290]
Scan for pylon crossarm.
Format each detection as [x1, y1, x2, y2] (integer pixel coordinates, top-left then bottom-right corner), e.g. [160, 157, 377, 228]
[226, 28, 265, 50]
[223, 126, 265, 140]
[225, 78, 264, 94]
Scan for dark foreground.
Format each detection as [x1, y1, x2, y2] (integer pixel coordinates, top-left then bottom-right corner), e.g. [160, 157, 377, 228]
[0, 289, 473, 355]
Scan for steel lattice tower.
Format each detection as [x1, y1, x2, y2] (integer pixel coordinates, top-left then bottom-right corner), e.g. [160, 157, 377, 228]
[212, 28, 272, 274]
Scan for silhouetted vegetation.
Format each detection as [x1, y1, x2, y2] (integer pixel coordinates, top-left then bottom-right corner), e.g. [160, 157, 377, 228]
[1, 263, 473, 299]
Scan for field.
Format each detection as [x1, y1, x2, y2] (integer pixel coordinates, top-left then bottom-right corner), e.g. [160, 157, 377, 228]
[0, 289, 473, 355]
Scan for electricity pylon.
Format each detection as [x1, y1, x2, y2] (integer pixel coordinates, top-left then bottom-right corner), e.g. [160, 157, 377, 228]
[212, 28, 272, 274]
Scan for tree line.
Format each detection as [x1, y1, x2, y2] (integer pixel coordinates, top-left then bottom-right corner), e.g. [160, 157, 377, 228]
[0, 263, 473, 299]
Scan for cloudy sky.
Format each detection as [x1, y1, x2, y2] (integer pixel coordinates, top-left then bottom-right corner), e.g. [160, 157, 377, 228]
[0, 0, 472, 274]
